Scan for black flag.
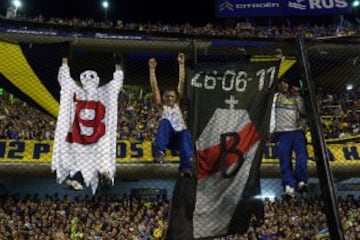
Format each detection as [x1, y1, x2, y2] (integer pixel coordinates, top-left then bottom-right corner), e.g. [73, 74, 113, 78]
[188, 60, 279, 239]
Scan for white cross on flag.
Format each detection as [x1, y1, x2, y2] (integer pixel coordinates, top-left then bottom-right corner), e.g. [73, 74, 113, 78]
[188, 60, 279, 239]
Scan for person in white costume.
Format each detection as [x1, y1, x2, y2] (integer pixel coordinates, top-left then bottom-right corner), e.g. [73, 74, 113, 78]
[148, 53, 194, 177]
[52, 57, 124, 193]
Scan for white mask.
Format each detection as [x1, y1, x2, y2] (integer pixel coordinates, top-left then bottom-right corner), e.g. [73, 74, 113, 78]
[80, 70, 100, 90]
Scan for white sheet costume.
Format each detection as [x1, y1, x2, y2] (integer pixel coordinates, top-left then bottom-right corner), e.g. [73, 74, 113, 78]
[52, 62, 123, 193]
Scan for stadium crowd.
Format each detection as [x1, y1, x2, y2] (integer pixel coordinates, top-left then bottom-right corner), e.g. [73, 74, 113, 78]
[0, 192, 170, 240]
[1, 192, 360, 239]
[0, 84, 358, 239]
[0, 85, 359, 142]
[1, 12, 358, 39]
[1, 6, 360, 240]
[215, 194, 360, 240]
[317, 87, 360, 140]
[0, 92, 55, 141]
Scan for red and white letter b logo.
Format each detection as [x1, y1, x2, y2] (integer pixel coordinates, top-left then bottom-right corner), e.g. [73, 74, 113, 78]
[66, 99, 106, 144]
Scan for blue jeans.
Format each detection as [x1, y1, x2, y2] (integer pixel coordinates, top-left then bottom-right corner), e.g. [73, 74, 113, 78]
[273, 130, 308, 187]
[155, 119, 194, 171]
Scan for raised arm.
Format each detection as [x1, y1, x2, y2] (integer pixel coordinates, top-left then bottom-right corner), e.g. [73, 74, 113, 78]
[111, 63, 124, 91]
[295, 95, 306, 116]
[58, 57, 75, 88]
[148, 58, 161, 106]
[291, 86, 306, 116]
[177, 53, 186, 100]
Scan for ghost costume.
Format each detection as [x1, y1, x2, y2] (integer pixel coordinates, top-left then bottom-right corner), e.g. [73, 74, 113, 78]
[52, 63, 123, 193]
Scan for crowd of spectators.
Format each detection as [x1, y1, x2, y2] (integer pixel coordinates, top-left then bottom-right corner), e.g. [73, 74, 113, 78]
[1, 8, 360, 240]
[1, 192, 360, 239]
[0, 86, 358, 239]
[214, 194, 360, 240]
[0, 92, 55, 141]
[0, 85, 359, 142]
[116, 89, 160, 142]
[1, 12, 359, 39]
[0, 88, 159, 142]
[317, 86, 360, 140]
[0, 192, 170, 239]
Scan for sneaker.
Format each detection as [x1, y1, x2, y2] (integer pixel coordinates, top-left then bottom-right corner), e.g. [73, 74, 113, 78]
[297, 181, 308, 192]
[65, 180, 83, 191]
[284, 185, 295, 198]
[180, 168, 193, 177]
[154, 150, 165, 163]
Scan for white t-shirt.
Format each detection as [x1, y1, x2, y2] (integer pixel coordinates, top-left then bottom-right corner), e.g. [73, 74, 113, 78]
[161, 104, 186, 132]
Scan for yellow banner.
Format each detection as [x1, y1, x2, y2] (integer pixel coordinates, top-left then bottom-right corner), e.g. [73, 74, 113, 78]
[0, 140, 177, 163]
[0, 140, 359, 164]
[263, 142, 360, 164]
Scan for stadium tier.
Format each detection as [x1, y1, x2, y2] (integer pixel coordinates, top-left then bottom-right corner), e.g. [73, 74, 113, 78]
[0, 16, 360, 240]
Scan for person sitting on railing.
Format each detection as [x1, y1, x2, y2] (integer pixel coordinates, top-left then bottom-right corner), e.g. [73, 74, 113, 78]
[148, 53, 194, 177]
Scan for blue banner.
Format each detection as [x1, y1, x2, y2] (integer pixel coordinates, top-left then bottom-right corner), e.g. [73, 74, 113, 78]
[283, 0, 350, 15]
[216, 0, 351, 17]
[216, 0, 282, 17]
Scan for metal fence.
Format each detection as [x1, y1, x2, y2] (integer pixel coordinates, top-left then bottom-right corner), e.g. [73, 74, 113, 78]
[0, 21, 359, 239]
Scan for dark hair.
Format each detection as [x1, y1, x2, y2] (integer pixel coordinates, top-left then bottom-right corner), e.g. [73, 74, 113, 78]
[161, 88, 178, 97]
[280, 78, 300, 88]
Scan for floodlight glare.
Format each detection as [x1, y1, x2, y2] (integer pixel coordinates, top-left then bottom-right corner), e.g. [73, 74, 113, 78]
[102, 1, 109, 9]
[346, 84, 354, 91]
[12, 0, 21, 8]
[353, 0, 360, 7]
[102, 1, 109, 22]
